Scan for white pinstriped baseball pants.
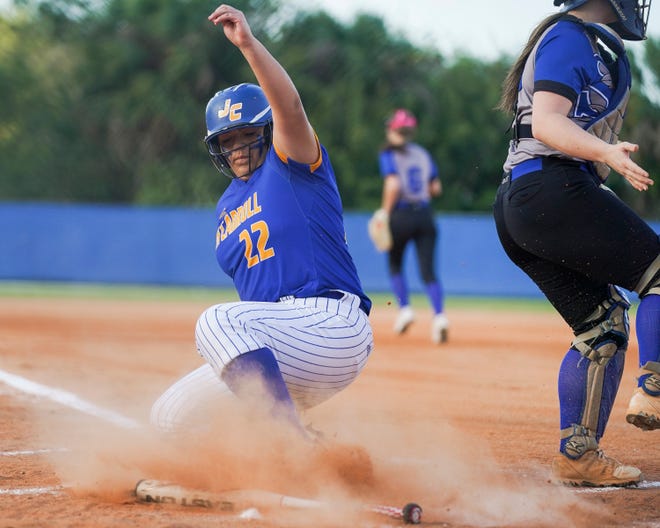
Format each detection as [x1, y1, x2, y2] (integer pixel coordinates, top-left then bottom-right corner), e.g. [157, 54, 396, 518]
[150, 291, 373, 431]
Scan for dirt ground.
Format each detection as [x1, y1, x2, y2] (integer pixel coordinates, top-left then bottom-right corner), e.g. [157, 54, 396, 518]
[0, 294, 658, 528]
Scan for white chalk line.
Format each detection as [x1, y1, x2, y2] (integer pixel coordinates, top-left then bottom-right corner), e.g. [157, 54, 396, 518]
[574, 480, 660, 493]
[0, 371, 141, 500]
[0, 485, 64, 496]
[0, 369, 140, 429]
[0, 448, 70, 457]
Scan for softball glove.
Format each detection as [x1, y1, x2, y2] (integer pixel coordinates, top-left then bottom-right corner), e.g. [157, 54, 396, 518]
[367, 209, 392, 252]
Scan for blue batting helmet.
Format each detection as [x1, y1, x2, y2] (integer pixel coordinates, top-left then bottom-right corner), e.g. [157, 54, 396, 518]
[204, 83, 273, 178]
[553, 0, 652, 40]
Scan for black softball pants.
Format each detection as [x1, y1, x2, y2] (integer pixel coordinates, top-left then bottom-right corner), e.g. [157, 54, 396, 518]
[388, 206, 438, 284]
[493, 162, 660, 331]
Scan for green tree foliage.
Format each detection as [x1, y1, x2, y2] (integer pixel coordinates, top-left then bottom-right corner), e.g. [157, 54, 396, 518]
[0, 0, 658, 217]
[620, 43, 660, 211]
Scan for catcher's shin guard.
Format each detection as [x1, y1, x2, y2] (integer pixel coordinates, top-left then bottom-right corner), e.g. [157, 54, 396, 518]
[559, 286, 630, 457]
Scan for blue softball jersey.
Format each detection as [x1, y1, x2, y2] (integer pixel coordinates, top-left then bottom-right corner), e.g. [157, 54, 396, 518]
[534, 19, 616, 124]
[214, 144, 371, 314]
[378, 143, 438, 207]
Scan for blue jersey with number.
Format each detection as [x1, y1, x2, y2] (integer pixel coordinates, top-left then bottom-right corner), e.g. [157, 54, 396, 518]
[378, 143, 438, 207]
[214, 144, 371, 314]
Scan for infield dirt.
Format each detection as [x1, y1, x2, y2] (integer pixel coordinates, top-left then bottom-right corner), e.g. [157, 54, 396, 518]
[0, 295, 658, 527]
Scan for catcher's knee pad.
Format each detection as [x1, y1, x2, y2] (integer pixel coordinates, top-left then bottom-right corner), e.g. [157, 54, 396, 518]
[571, 285, 631, 360]
[634, 254, 660, 296]
[562, 286, 630, 455]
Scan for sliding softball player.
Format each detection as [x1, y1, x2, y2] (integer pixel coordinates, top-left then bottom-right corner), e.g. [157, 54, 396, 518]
[151, 4, 372, 435]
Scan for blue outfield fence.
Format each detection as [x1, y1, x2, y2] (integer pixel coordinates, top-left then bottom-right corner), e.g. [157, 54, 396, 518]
[1, 202, 658, 298]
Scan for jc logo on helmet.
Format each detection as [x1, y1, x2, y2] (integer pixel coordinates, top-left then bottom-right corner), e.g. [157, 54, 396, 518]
[218, 99, 243, 121]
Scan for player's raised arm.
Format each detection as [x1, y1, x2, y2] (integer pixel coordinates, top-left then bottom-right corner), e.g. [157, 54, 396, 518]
[208, 4, 319, 164]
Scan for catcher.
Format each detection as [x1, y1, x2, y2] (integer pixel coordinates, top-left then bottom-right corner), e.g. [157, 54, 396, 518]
[495, 0, 659, 487]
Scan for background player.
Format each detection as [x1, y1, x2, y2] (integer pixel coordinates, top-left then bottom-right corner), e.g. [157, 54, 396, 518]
[376, 109, 449, 344]
[150, 4, 373, 438]
[495, 0, 659, 487]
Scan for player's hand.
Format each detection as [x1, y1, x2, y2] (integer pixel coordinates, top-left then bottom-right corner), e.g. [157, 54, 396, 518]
[208, 4, 254, 49]
[603, 142, 654, 191]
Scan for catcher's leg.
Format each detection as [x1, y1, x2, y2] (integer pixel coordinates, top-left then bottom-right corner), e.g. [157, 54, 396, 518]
[627, 256, 660, 430]
[552, 285, 641, 486]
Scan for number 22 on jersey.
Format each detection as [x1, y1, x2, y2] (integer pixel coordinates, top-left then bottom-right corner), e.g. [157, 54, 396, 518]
[238, 220, 275, 268]
[216, 192, 275, 269]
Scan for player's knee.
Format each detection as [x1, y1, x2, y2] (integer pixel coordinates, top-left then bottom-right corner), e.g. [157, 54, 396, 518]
[194, 304, 232, 360]
[572, 285, 630, 362]
[149, 392, 179, 432]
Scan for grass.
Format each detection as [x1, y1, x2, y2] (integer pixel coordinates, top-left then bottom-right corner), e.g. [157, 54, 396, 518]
[0, 280, 555, 311]
[0, 281, 239, 303]
[1, 280, 640, 315]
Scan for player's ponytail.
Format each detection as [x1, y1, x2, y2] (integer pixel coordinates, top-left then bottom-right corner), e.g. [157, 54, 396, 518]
[497, 14, 564, 114]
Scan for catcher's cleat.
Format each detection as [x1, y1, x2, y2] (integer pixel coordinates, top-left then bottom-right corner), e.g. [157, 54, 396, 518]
[431, 313, 449, 344]
[551, 449, 642, 487]
[626, 387, 660, 431]
[393, 306, 415, 334]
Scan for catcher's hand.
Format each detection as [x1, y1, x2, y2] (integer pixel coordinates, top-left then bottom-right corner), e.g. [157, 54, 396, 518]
[367, 209, 392, 252]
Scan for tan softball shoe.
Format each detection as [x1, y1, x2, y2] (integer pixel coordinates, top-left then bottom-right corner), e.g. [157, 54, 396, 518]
[551, 450, 642, 487]
[626, 387, 660, 431]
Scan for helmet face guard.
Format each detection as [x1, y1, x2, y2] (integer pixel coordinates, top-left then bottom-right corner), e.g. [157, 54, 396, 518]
[553, 0, 652, 40]
[607, 0, 652, 40]
[204, 83, 273, 179]
[206, 131, 271, 180]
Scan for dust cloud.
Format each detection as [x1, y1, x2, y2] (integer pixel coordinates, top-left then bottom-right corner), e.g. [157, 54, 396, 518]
[36, 395, 602, 528]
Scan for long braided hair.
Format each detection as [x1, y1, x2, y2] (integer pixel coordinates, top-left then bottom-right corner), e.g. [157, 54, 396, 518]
[497, 14, 564, 114]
